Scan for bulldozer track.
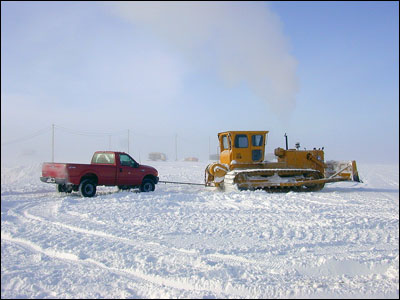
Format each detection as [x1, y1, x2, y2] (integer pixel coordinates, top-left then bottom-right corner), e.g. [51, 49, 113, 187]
[223, 169, 325, 192]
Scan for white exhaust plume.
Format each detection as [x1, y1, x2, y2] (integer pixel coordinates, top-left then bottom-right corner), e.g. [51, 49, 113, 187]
[110, 1, 299, 114]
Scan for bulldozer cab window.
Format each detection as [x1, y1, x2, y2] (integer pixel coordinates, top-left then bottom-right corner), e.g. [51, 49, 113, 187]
[235, 135, 248, 148]
[252, 135, 263, 147]
[221, 135, 230, 150]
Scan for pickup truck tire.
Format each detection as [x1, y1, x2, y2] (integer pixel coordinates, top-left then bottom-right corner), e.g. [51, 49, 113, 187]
[57, 184, 72, 193]
[118, 185, 132, 191]
[79, 179, 97, 197]
[140, 179, 155, 192]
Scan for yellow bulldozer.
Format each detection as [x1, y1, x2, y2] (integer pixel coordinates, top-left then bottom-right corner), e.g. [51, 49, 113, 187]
[205, 131, 360, 192]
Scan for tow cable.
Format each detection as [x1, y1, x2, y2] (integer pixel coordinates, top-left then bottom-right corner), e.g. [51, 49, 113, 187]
[158, 180, 206, 186]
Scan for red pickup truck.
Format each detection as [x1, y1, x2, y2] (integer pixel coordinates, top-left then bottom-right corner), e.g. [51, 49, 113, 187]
[40, 151, 159, 197]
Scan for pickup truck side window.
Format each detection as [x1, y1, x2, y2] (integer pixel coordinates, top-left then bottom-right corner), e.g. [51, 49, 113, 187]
[92, 153, 115, 164]
[119, 154, 136, 167]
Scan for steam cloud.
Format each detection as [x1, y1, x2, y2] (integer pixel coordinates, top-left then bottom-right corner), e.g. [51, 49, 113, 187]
[110, 1, 299, 114]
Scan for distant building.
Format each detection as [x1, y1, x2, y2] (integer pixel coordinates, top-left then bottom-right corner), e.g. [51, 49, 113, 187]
[184, 157, 199, 162]
[148, 152, 167, 161]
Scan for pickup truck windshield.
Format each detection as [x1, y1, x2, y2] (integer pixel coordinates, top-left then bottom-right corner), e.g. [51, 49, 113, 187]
[92, 153, 115, 164]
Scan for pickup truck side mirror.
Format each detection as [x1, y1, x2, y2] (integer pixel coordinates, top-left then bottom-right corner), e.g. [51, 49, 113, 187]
[133, 162, 139, 168]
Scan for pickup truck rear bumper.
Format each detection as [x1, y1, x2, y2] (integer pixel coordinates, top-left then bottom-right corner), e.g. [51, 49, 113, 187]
[40, 177, 68, 185]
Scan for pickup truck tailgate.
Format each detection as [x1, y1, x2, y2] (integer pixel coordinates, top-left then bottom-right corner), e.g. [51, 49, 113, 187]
[42, 163, 68, 180]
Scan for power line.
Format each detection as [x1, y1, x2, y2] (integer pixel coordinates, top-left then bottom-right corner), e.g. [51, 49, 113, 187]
[1, 126, 51, 146]
[54, 125, 126, 137]
[133, 132, 175, 139]
[2, 124, 211, 161]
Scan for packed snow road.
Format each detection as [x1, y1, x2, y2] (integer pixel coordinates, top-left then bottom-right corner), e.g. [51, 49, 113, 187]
[1, 162, 399, 298]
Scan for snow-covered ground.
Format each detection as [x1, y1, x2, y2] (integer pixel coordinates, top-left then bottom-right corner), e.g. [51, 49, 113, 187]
[1, 161, 399, 298]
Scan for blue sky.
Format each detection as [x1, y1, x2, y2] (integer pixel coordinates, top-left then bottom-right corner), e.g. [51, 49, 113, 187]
[1, 1, 398, 164]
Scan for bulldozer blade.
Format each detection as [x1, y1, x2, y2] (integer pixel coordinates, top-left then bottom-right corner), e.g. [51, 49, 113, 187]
[325, 160, 361, 182]
[351, 160, 361, 182]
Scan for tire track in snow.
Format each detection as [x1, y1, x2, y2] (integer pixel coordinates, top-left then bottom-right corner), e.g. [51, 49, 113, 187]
[2, 232, 79, 261]
[1, 232, 252, 298]
[23, 209, 140, 246]
[19, 190, 399, 260]
[22, 204, 288, 272]
[15, 198, 291, 280]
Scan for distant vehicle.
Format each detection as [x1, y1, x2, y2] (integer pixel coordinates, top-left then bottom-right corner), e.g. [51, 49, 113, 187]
[184, 157, 199, 162]
[148, 152, 167, 161]
[40, 151, 159, 197]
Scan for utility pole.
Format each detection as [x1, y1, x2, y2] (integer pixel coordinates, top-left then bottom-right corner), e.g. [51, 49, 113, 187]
[127, 129, 130, 154]
[131, 133, 134, 157]
[175, 134, 178, 161]
[52, 124, 54, 162]
[109, 135, 111, 150]
[208, 136, 210, 159]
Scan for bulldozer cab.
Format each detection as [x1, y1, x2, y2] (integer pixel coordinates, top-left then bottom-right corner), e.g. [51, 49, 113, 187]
[218, 131, 269, 165]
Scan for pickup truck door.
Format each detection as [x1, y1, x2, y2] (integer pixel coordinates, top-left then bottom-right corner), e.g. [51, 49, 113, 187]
[117, 154, 142, 186]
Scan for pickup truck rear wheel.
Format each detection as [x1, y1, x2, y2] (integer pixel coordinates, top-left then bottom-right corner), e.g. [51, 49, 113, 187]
[57, 184, 72, 193]
[140, 179, 155, 192]
[79, 179, 97, 197]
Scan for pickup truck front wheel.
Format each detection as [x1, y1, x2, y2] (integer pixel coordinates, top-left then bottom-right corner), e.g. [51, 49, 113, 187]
[79, 180, 97, 197]
[140, 179, 155, 192]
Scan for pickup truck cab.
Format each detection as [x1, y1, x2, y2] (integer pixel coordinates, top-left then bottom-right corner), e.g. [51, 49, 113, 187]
[40, 151, 159, 197]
